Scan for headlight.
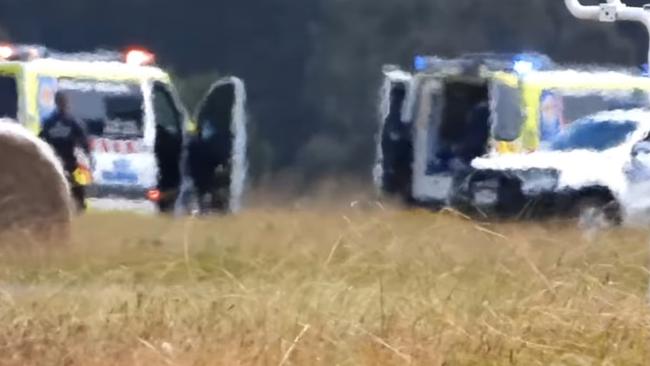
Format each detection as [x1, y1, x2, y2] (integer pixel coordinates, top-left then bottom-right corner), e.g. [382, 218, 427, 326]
[472, 179, 499, 206]
[515, 169, 559, 195]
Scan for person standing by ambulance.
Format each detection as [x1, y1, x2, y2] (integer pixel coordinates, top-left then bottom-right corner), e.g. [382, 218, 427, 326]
[39, 91, 93, 212]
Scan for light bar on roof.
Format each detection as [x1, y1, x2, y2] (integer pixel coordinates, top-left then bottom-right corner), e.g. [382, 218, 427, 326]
[412, 55, 457, 73]
[0, 44, 46, 61]
[0, 43, 158, 65]
[641, 64, 650, 76]
[412, 52, 554, 74]
[125, 48, 155, 66]
[513, 60, 535, 74]
[0, 44, 13, 59]
[511, 53, 553, 74]
[414, 55, 429, 71]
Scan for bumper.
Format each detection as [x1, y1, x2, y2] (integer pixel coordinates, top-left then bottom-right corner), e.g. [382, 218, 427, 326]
[448, 168, 567, 218]
[87, 198, 157, 214]
[86, 185, 179, 213]
[87, 184, 150, 201]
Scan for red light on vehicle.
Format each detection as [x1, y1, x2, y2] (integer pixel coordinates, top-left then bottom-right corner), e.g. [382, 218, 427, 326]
[125, 48, 155, 66]
[26, 47, 40, 60]
[0, 44, 14, 60]
[146, 189, 162, 202]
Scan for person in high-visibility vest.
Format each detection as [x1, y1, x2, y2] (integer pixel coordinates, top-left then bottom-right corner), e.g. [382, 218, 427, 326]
[39, 91, 94, 212]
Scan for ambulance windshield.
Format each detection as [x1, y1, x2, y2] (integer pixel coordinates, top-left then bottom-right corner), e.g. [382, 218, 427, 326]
[57, 78, 144, 139]
[545, 90, 650, 124]
[548, 118, 637, 152]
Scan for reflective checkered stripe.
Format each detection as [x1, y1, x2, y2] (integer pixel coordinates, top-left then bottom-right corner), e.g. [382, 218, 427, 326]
[90, 138, 144, 154]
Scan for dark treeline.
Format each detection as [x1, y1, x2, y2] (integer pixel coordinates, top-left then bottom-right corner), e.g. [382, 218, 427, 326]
[0, 0, 647, 187]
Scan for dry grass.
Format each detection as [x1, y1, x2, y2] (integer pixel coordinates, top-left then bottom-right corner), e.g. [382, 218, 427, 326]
[0, 206, 649, 365]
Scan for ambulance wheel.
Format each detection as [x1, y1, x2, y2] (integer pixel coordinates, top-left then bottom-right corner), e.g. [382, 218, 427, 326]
[576, 192, 622, 228]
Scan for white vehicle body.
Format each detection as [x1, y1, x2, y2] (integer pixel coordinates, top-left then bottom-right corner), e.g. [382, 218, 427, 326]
[470, 109, 650, 221]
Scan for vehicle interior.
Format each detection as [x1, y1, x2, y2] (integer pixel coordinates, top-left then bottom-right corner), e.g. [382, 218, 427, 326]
[152, 82, 184, 212]
[427, 78, 491, 173]
[189, 81, 236, 213]
[0, 75, 17, 120]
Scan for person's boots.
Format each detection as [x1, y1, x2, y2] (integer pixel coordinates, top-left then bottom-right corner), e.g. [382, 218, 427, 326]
[71, 186, 87, 214]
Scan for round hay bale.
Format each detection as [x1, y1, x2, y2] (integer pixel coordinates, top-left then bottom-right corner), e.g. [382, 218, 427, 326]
[0, 119, 72, 240]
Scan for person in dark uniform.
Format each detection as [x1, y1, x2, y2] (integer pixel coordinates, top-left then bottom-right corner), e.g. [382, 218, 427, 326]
[457, 100, 491, 164]
[39, 91, 93, 212]
[187, 117, 233, 214]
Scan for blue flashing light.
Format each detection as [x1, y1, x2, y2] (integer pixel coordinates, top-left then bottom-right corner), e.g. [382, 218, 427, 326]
[411, 52, 553, 74]
[513, 60, 534, 75]
[414, 55, 428, 71]
[511, 53, 552, 74]
[641, 63, 649, 76]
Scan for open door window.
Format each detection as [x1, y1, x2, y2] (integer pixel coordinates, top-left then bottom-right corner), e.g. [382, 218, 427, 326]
[375, 68, 413, 200]
[188, 77, 247, 214]
[490, 78, 524, 142]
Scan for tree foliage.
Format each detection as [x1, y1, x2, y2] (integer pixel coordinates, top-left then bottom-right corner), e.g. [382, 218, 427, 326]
[0, 0, 645, 184]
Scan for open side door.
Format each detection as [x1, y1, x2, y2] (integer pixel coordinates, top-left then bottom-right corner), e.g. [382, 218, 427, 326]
[188, 76, 247, 214]
[151, 81, 185, 213]
[489, 74, 524, 153]
[375, 68, 413, 201]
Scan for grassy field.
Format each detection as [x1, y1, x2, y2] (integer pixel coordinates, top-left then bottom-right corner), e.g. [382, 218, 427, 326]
[0, 206, 650, 365]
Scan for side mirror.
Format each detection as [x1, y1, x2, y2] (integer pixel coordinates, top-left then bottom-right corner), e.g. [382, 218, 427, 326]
[627, 140, 650, 184]
[632, 141, 650, 158]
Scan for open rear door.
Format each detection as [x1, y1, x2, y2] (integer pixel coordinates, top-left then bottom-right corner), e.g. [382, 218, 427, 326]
[411, 77, 448, 204]
[188, 77, 247, 214]
[375, 67, 413, 201]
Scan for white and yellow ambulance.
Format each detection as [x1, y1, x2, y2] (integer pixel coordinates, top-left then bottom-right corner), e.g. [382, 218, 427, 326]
[0, 44, 247, 214]
[376, 53, 650, 205]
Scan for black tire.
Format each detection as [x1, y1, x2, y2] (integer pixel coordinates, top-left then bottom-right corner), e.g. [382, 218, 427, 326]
[157, 192, 177, 214]
[576, 195, 622, 227]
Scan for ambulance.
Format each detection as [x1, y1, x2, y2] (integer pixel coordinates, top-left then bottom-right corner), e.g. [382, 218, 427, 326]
[0, 44, 247, 214]
[376, 53, 650, 206]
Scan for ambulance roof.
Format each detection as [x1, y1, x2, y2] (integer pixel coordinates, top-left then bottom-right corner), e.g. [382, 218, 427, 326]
[0, 58, 170, 83]
[521, 69, 650, 89]
[383, 68, 412, 83]
[0, 45, 170, 83]
[408, 52, 650, 87]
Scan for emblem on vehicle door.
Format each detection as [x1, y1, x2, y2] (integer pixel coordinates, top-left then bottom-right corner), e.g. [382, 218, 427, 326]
[101, 158, 139, 184]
